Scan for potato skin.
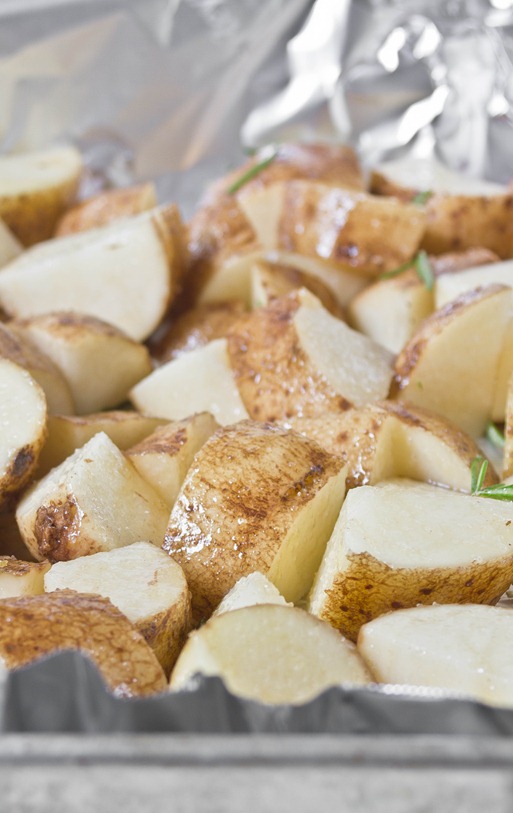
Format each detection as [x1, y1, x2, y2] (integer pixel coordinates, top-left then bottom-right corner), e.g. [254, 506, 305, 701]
[0, 180, 80, 248]
[137, 585, 192, 676]
[55, 183, 157, 236]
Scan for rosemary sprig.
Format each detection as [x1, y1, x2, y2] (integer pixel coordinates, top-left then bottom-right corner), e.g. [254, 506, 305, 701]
[486, 421, 506, 449]
[470, 455, 513, 501]
[411, 190, 433, 205]
[379, 250, 435, 291]
[227, 147, 278, 195]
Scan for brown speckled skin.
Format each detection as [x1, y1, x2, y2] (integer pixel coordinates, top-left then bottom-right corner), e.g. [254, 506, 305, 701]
[137, 586, 192, 677]
[0, 177, 80, 247]
[277, 182, 426, 277]
[14, 311, 128, 341]
[429, 247, 500, 275]
[371, 170, 513, 259]
[318, 551, 513, 642]
[163, 420, 344, 620]
[226, 292, 351, 422]
[55, 183, 157, 236]
[0, 556, 48, 577]
[0, 591, 167, 696]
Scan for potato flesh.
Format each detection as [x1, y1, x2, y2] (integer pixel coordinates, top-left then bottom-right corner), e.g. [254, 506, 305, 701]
[309, 479, 513, 640]
[374, 156, 506, 196]
[0, 219, 22, 268]
[16, 431, 169, 562]
[357, 604, 513, 708]
[213, 572, 290, 616]
[0, 557, 50, 598]
[0, 208, 177, 341]
[435, 260, 513, 309]
[130, 338, 249, 426]
[170, 604, 371, 705]
[0, 147, 83, 196]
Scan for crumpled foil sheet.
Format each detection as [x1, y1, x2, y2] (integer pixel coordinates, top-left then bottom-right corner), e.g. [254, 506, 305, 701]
[2, 0, 513, 733]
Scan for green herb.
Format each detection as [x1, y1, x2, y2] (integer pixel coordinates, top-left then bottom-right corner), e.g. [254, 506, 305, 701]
[486, 421, 506, 449]
[412, 190, 433, 205]
[227, 147, 278, 194]
[470, 455, 513, 501]
[379, 250, 434, 291]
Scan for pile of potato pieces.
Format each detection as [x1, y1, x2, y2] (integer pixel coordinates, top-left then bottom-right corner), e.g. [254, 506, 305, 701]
[1, 143, 513, 707]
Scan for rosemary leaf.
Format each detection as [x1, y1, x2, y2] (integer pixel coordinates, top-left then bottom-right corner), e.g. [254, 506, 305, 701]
[227, 147, 278, 194]
[486, 421, 506, 449]
[414, 250, 435, 291]
[412, 190, 433, 205]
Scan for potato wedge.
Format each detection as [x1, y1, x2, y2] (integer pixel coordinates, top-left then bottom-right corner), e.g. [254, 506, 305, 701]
[227, 289, 394, 421]
[163, 420, 347, 620]
[394, 285, 512, 436]
[0, 204, 186, 341]
[55, 182, 157, 236]
[285, 401, 496, 492]
[0, 146, 82, 246]
[44, 541, 191, 675]
[13, 312, 152, 414]
[213, 572, 291, 617]
[0, 359, 47, 508]
[358, 604, 513, 708]
[309, 479, 513, 641]
[16, 431, 169, 562]
[130, 338, 249, 427]
[348, 269, 434, 354]
[239, 181, 426, 277]
[435, 259, 513, 309]
[250, 259, 344, 317]
[36, 412, 168, 478]
[370, 156, 513, 258]
[0, 219, 22, 268]
[0, 591, 167, 696]
[0, 557, 49, 598]
[148, 301, 246, 365]
[0, 322, 74, 415]
[126, 412, 219, 509]
[170, 604, 371, 704]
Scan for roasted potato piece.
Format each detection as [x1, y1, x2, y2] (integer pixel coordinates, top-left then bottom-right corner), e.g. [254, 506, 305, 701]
[0, 359, 47, 508]
[55, 182, 157, 236]
[358, 604, 513, 708]
[226, 289, 394, 422]
[309, 479, 513, 641]
[163, 420, 347, 620]
[45, 541, 191, 675]
[250, 259, 344, 317]
[13, 312, 152, 414]
[435, 259, 513, 309]
[0, 204, 186, 341]
[170, 604, 371, 705]
[0, 219, 22, 268]
[0, 557, 49, 598]
[0, 591, 167, 696]
[371, 156, 513, 258]
[213, 572, 291, 617]
[0, 322, 74, 415]
[0, 146, 82, 246]
[36, 412, 168, 478]
[394, 285, 512, 437]
[16, 431, 169, 562]
[126, 412, 219, 509]
[130, 338, 249, 427]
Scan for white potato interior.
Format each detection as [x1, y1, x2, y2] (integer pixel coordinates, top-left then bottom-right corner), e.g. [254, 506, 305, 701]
[0, 219, 22, 267]
[435, 260, 513, 309]
[0, 359, 46, 482]
[0, 558, 50, 598]
[375, 156, 507, 196]
[0, 147, 82, 196]
[214, 572, 290, 617]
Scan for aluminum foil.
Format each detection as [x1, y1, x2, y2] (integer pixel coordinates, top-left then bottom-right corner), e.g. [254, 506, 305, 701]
[2, 0, 513, 733]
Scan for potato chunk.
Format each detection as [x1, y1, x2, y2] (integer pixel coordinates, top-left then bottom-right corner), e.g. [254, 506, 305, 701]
[16, 431, 169, 562]
[0, 557, 49, 598]
[358, 604, 513, 708]
[55, 183, 157, 236]
[0, 591, 167, 696]
[163, 420, 347, 620]
[309, 479, 513, 640]
[45, 542, 191, 674]
[0, 219, 22, 268]
[213, 572, 290, 617]
[170, 604, 371, 705]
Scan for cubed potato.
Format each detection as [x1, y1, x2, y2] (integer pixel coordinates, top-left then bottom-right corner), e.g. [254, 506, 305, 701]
[13, 312, 152, 414]
[213, 572, 291, 617]
[126, 412, 219, 509]
[309, 479, 513, 640]
[0, 146, 83, 246]
[130, 338, 249, 427]
[371, 156, 513, 257]
[394, 285, 512, 436]
[250, 259, 344, 317]
[0, 359, 47, 508]
[163, 420, 347, 620]
[55, 182, 157, 235]
[0, 557, 49, 598]
[45, 541, 191, 674]
[0, 591, 167, 696]
[0, 322, 74, 415]
[170, 604, 371, 705]
[358, 604, 513, 708]
[0, 205, 186, 341]
[36, 412, 168, 478]
[227, 289, 394, 421]
[16, 431, 169, 562]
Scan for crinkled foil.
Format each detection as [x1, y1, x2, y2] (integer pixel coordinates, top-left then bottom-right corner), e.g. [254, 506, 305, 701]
[2, 0, 513, 733]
